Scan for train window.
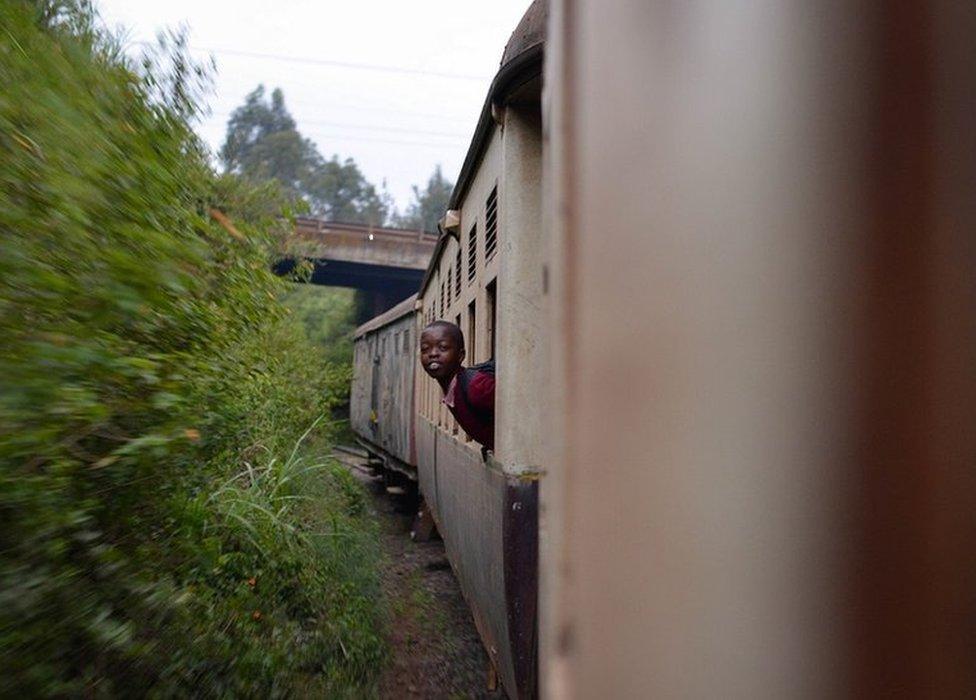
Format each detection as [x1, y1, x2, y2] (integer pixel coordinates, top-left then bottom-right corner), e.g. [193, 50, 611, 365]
[455, 246, 462, 297]
[402, 330, 410, 354]
[467, 223, 477, 283]
[486, 278, 497, 359]
[485, 185, 498, 261]
[467, 299, 477, 366]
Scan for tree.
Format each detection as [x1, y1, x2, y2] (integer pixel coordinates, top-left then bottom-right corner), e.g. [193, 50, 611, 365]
[220, 86, 392, 225]
[303, 155, 393, 225]
[396, 164, 453, 232]
[220, 86, 317, 196]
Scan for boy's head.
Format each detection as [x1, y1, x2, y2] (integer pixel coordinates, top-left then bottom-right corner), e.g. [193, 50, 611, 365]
[419, 321, 465, 382]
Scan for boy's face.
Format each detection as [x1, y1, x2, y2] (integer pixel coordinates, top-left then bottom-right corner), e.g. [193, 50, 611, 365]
[419, 326, 465, 381]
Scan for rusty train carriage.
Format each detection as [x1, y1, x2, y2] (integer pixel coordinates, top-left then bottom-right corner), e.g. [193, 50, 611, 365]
[352, 3, 547, 698]
[412, 6, 546, 698]
[350, 294, 418, 477]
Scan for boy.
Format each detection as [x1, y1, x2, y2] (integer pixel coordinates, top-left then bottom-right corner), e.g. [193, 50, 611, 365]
[419, 321, 495, 454]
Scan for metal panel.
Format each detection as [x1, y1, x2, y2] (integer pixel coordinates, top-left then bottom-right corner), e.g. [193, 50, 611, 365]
[416, 417, 437, 505]
[430, 432, 509, 691]
[541, 1, 976, 698]
[349, 335, 374, 439]
[351, 311, 417, 469]
[421, 426, 538, 699]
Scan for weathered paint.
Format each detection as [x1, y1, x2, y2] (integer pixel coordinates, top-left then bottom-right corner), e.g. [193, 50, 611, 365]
[357, 5, 546, 697]
[541, 1, 976, 697]
[411, 98, 543, 700]
[416, 419, 539, 699]
[350, 299, 418, 472]
[502, 476, 539, 698]
[495, 80, 545, 477]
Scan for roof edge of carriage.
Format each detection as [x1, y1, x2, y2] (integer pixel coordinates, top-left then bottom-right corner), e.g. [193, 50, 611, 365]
[417, 0, 547, 300]
[353, 293, 419, 340]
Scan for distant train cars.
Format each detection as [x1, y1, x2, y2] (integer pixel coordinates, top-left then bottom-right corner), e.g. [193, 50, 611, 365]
[355, 0, 976, 697]
[350, 294, 418, 479]
[351, 2, 547, 697]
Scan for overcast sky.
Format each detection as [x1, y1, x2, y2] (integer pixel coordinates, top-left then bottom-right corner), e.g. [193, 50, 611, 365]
[95, 0, 532, 212]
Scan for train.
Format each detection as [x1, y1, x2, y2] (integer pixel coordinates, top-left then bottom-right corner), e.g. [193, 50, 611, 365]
[352, 3, 545, 697]
[352, 0, 976, 698]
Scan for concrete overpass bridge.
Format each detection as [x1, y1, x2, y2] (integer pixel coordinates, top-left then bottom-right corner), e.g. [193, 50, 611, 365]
[277, 218, 437, 319]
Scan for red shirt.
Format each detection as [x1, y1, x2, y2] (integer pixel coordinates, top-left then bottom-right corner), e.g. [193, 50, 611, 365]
[443, 369, 495, 450]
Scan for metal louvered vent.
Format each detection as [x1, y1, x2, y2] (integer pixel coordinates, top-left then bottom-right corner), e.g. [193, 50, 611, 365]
[455, 247, 462, 297]
[439, 282, 445, 318]
[467, 224, 477, 283]
[485, 186, 498, 260]
[447, 267, 453, 308]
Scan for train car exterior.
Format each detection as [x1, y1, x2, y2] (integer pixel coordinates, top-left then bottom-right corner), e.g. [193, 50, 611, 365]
[350, 3, 547, 697]
[412, 3, 547, 698]
[539, 1, 976, 698]
[350, 294, 418, 477]
[346, 0, 976, 696]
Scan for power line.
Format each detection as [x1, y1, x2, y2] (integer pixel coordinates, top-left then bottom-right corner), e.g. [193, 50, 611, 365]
[217, 91, 474, 123]
[128, 42, 480, 123]
[209, 111, 469, 139]
[271, 131, 465, 149]
[241, 95, 473, 124]
[184, 44, 491, 82]
[198, 122, 465, 149]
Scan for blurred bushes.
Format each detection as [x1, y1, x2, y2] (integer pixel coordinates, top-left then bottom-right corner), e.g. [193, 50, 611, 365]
[280, 286, 357, 367]
[0, 1, 382, 695]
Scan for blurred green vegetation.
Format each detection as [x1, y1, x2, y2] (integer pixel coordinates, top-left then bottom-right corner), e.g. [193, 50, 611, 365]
[0, 1, 383, 695]
[281, 285, 357, 366]
[281, 284, 357, 443]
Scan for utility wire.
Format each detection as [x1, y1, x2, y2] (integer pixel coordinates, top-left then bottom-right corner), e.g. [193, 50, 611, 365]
[258, 131, 466, 149]
[183, 44, 490, 81]
[216, 93, 474, 123]
[199, 120, 465, 149]
[129, 42, 479, 122]
[209, 111, 469, 139]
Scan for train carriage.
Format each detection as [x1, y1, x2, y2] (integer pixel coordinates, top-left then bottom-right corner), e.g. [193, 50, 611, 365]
[352, 3, 547, 697]
[353, 0, 976, 697]
[413, 5, 547, 698]
[350, 294, 419, 479]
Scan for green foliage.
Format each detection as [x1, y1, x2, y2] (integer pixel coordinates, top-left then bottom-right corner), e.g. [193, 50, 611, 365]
[394, 164, 454, 233]
[221, 85, 395, 225]
[220, 86, 300, 171]
[281, 285, 357, 365]
[0, 2, 382, 695]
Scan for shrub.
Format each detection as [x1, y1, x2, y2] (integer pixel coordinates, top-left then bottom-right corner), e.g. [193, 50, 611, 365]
[0, 2, 383, 695]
